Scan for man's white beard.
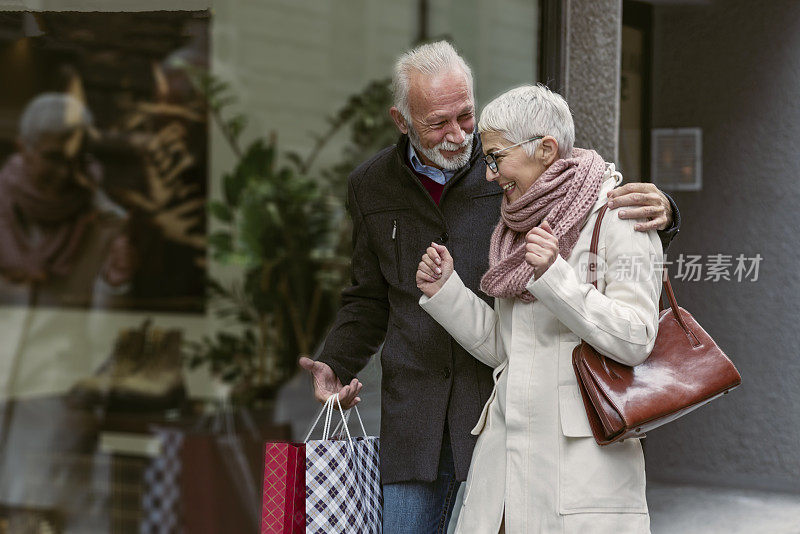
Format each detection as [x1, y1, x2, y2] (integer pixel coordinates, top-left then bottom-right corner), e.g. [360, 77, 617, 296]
[408, 125, 473, 171]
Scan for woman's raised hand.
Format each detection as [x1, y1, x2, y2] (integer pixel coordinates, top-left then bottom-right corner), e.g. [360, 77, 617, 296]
[525, 220, 560, 279]
[416, 242, 455, 298]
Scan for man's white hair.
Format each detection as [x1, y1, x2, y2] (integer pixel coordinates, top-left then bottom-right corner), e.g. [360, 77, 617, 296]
[392, 40, 474, 120]
[19, 92, 94, 148]
[478, 84, 575, 159]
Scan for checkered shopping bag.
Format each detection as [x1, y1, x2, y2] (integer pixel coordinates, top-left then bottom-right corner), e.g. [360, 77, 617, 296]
[141, 428, 184, 534]
[261, 441, 305, 533]
[304, 395, 382, 534]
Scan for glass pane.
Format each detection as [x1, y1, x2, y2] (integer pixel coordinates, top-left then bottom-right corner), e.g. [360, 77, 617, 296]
[430, 0, 540, 108]
[0, 2, 542, 532]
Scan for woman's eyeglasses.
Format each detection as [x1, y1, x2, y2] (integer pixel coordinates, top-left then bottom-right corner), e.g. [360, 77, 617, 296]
[483, 136, 544, 173]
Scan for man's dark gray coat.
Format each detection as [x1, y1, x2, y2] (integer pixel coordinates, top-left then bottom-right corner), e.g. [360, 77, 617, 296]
[318, 135, 499, 484]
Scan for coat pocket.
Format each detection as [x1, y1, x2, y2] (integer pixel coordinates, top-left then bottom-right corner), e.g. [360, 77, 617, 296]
[361, 207, 411, 286]
[470, 385, 496, 436]
[470, 361, 506, 435]
[558, 384, 593, 437]
[558, 332, 581, 383]
[461, 432, 487, 506]
[463, 398, 499, 506]
[558, 385, 648, 515]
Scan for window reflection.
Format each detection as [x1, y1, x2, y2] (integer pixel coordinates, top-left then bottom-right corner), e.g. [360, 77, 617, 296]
[0, 4, 540, 532]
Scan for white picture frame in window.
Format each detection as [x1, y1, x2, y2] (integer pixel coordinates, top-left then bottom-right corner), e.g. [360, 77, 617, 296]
[651, 127, 702, 191]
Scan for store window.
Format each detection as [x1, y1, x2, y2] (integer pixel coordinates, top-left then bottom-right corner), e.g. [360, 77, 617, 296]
[428, 0, 539, 107]
[0, 2, 540, 531]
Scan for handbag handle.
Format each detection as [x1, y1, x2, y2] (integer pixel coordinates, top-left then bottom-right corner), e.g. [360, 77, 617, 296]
[587, 204, 697, 344]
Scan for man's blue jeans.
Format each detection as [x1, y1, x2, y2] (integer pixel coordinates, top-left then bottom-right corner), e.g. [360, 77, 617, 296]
[382, 429, 460, 534]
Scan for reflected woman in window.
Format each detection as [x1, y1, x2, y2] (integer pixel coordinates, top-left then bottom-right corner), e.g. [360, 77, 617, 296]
[0, 92, 136, 309]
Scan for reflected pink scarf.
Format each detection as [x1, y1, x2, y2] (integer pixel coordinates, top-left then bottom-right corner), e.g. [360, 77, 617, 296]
[0, 153, 95, 282]
[480, 148, 606, 302]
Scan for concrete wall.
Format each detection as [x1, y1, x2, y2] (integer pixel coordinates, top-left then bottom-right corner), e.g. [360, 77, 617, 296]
[645, 0, 800, 493]
[564, 0, 622, 162]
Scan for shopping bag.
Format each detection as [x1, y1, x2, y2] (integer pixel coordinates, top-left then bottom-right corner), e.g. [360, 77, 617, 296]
[261, 441, 305, 533]
[180, 406, 291, 534]
[141, 427, 184, 534]
[180, 431, 261, 534]
[304, 395, 381, 534]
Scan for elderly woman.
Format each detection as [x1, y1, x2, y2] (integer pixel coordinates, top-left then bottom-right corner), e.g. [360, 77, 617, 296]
[416, 85, 662, 534]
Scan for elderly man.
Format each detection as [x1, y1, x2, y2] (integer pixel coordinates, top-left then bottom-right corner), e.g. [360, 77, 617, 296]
[300, 41, 679, 533]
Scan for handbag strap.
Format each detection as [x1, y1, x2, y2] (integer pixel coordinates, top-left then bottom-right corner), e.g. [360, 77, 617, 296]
[587, 203, 696, 343]
[587, 204, 610, 289]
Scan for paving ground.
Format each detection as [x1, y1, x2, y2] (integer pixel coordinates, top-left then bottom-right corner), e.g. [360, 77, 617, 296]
[441, 481, 800, 533]
[648, 482, 800, 534]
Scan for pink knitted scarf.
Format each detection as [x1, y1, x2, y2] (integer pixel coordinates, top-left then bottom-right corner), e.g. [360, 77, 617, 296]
[480, 147, 606, 302]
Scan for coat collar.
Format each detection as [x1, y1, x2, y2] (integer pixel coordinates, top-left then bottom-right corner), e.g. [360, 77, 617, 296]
[589, 162, 623, 215]
[395, 132, 484, 185]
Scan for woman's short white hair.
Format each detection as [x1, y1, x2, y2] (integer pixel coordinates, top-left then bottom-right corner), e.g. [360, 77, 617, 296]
[478, 84, 575, 159]
[19, 92, 94, 148]
[392, 40, 474, 120]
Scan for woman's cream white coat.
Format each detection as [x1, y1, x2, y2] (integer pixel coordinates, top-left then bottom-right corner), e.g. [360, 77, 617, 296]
[420, 170, 663, 534]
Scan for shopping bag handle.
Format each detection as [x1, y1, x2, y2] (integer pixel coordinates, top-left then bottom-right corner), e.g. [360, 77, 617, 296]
[303, 394, 355, 447]
[303, 395, 334, 443]
[330, 404, 367, 440]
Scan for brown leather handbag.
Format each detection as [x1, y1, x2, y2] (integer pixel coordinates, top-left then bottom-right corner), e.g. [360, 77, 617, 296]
[572, 204, 742, 446]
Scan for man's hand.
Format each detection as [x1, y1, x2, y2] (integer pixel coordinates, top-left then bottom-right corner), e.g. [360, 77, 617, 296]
[606, 182, 673, 232]
[416, 242, 455, 298]
[525, 220, 559, 279]
[298, 357, 362, 409]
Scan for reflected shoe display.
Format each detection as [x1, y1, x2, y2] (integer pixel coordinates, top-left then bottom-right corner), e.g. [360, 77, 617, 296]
[68, 320, 150, 408]
[108, 327, 186, 411]
[0, 504, 62, 534]
[68, 320, 186, 412]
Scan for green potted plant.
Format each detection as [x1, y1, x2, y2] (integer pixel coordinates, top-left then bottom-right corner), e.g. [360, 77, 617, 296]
[185, 74, 396, 406]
